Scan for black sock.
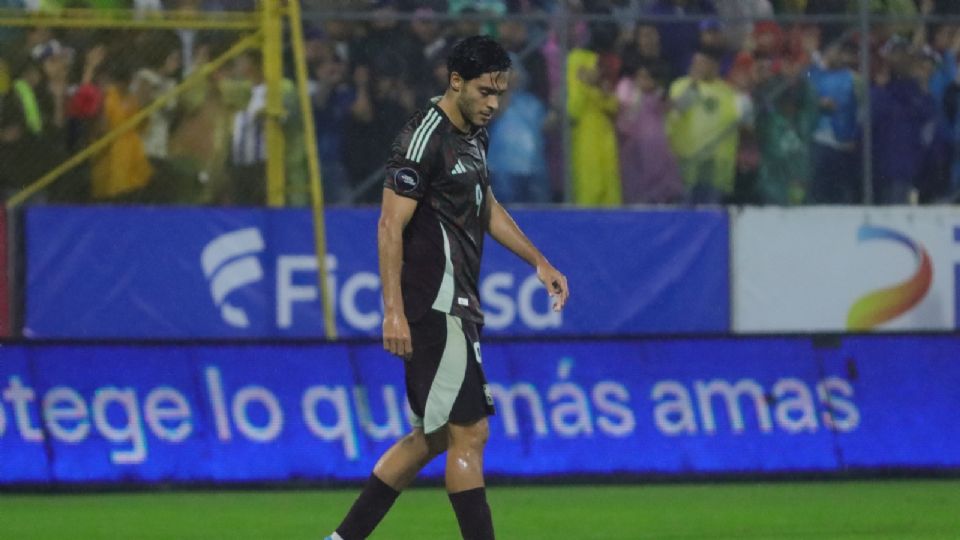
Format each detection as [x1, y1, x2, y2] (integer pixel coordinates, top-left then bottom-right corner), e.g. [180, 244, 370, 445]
[448, 487, 494, 540]
[335, 474, 401, 540]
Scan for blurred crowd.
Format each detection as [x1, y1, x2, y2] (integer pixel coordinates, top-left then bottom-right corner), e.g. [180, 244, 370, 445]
[2, 0, 960, 206]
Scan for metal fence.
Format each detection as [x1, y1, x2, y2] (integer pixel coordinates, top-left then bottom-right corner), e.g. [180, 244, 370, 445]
[300, 3, 960, 207]
[2, 2, 960, 207]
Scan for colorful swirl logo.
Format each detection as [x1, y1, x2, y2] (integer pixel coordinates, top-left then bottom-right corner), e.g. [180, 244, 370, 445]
[846, 225, 933, 330]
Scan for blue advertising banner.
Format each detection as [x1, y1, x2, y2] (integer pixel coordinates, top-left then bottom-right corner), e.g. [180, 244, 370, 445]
[1, 336, 958, 484]
[24, 207, 728, 338]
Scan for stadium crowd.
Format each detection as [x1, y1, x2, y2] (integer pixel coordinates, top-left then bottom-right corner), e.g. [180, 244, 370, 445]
[1, 0, 960, 205]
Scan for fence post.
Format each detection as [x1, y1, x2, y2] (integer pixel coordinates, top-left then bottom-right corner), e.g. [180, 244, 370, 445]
[287, 0, 338, 340]
[262, 0, 287, 207]
[859, 0, 873, 204]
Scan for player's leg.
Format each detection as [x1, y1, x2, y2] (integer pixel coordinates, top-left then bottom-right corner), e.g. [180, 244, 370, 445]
[373, 426, 447, 489]
[446, 417, 495, 540]
[328, 428, 447, 540]
[326, 310, 451, 540]
[442, 315, 496, 540]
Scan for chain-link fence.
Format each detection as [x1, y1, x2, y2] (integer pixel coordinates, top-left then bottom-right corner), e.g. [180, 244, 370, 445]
[3, 1, 960, 207]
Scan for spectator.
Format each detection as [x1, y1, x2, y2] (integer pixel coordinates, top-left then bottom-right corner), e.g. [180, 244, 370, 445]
[727, 52, 760, 204]
[228, 49, 267, 205]
[915, 0, 960, 197]
[90, 56, 153, 202]
[167, 37, 235, 204]
[311, 43, 354, 205]
[918, 12, 960, 112]
[488, 56, 552, 204]
[408, 7, 450, 95]
[37, 38, 75, 200]
[352, 0, 419, 79]
[342, 54, 414, 204]
[66, 42, 107, 151]
[0, 57, 50, 197]
[131, 31, 182, 201]
[753, 20, 786, 61]
[666, 45, 742, 203]
[615, 58, 683, 204]
[498, 18, 550, 103]
[319, 19, 357, 68]
[754, 51, 818, 204]
[645, 0, 718, 78]
[698, 18, 735, 74]
[567, 19, 621, 206]
[914, 47, 952, 203]
[0, 55, 66, 197]
[807, 38, 862, 203]
[635, 22, 665, 63]
[871, 44, 939, 204]
[621, 23, 673, 84]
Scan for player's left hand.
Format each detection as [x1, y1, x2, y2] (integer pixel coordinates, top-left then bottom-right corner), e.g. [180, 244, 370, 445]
[536, 261, 569, 312]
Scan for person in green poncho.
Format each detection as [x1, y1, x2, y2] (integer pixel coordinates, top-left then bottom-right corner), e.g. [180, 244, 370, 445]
[754, 53, 818, 205]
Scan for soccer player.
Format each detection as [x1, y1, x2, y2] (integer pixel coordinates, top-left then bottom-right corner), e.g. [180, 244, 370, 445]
[324, 36, 569, 540]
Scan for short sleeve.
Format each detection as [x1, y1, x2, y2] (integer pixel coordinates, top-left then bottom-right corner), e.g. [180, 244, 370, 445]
[384, 109, 441, 200]
[384, 152, 430, 200]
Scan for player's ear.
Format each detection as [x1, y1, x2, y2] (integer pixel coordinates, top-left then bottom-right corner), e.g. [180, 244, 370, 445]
[450, 72, 463, 92]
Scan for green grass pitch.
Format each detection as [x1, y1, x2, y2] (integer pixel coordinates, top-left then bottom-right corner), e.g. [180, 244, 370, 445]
[2, 480, 958, 539]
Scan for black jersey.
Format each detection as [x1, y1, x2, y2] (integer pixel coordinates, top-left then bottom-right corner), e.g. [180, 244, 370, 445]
[384, 101, 492, 324]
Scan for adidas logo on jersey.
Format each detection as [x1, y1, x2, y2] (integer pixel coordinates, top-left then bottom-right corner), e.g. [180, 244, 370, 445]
[451, 159, 468, 175]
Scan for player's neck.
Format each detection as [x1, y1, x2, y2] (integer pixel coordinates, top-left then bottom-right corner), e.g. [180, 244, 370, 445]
[438, 93, 470, 133]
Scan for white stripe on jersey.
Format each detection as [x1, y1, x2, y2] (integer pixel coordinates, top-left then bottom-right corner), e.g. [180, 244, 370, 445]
[431, 221, 455, 313]
[405, 109, 438, 160]
[410, 111, 442, 163]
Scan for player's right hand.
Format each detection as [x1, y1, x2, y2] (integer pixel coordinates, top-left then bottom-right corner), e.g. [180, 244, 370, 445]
[383, 311, 413, 360]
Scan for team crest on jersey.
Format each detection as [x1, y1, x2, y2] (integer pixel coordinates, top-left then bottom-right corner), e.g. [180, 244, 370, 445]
[395, 168, 419, 192]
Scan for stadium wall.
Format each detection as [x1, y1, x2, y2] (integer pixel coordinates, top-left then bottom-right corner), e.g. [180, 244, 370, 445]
[0, 335, 958, 485]
[23, 206, 960, 338]
[7, 206, 960, 485]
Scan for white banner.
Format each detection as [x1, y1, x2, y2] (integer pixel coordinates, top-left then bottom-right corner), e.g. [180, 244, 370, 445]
[733, 207, 960, 332]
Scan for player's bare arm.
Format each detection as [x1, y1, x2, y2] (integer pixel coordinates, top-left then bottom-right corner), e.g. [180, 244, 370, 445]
[378, 188, 418, 359]
[486, 187, 569, 311]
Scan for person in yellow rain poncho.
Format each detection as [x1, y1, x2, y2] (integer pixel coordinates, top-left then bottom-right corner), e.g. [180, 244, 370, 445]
[91, 60, 153, 201]
[666, 45, 742, 204]
[567, 21, 621, 206]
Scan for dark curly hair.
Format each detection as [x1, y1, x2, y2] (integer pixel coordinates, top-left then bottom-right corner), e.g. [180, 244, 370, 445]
[446, 35, 511, 82]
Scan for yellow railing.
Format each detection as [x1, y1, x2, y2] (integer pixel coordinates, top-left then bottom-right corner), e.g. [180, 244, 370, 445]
[4, 31, 262, 209]
[0, 1, 337, 339]
[0, 8, 259, 30]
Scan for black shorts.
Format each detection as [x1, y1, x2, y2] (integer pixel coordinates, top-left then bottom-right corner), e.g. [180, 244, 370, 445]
[405, 309, 495, 434]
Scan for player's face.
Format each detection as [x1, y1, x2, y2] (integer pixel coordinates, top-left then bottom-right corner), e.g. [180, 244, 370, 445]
[457, 71, 509, 127]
